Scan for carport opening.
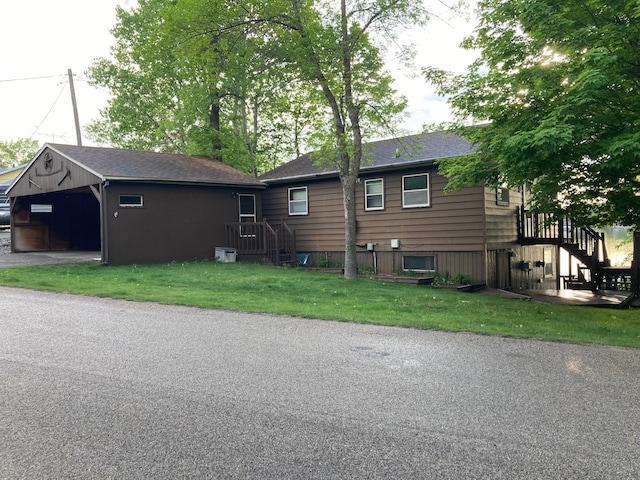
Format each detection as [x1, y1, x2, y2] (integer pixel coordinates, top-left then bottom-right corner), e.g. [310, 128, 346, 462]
[12, 189, 100, 253]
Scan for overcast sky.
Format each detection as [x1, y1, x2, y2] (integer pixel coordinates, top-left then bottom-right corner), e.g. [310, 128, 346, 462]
[0, 1, 477, 148]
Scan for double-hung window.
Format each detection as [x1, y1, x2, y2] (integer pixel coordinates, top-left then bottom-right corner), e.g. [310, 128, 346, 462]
[365, 178, 384, 211]
[402, 173, 430, 208]
[239, 194, 256, 223]
[288, 187, 308, 215]
[239, 194, 256, 237]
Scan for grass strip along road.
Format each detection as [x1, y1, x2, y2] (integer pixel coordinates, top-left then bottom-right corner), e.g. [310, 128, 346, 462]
[0, 261, 638, 348]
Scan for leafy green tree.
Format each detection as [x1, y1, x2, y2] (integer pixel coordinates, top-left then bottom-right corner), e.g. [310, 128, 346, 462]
[426, 0, 640, 230]
[0, 139, 40, 169]
[261, 0, 426, 278]
[87, 0, 309, 174]
[87, 0, 187, 152]
[88, 0, 432, 278]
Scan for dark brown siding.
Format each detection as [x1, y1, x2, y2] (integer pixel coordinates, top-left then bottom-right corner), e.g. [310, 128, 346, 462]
[9, 149, 101, 197]
[262, 179, 344, 251]
[263, 167, 488, 282]
[356, 169, 486, 251]
[105, 182, 262, 265]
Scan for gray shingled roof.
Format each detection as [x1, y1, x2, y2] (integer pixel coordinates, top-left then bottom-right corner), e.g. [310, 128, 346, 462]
[259, 131, 474, 183]
[47, 144, 264, 187]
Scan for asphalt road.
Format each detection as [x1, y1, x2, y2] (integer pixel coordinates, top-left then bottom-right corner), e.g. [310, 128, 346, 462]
[1, 287, 639, 479]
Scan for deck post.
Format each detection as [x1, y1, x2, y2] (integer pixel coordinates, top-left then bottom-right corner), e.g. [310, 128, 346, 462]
[556, 244, 561, 290]
[632, 231, 640, 297]
[516, 206, 523, 241]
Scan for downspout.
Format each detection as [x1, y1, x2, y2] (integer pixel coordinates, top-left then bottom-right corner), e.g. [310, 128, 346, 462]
[101, 181, 109, 264]
[372, 250, 377, 275]
[9, 197, 15, 253]
[482, 184, 489, 286]
[556, 244, 561, 290]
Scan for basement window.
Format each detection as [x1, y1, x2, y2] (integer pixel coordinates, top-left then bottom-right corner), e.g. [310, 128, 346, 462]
[402, 255, 436, 272]
[119, 194, 144, 207]
[31, 204, 53, 213]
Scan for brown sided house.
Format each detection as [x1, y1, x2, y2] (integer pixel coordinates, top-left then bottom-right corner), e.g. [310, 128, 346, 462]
[259, 131, 564, 290]
[6, 138, 630, 295]
[6, 143, 265, 265]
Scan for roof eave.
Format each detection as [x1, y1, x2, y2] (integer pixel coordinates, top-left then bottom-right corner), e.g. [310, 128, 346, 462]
[47, 144, 107, 181]
[103, 176, 267, 189]
[261, 157, 445, 184]
[4, 144, 49, 195]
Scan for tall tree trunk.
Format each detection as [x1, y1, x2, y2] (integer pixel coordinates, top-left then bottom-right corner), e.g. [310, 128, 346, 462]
[340, 0, 361, 279]
[210, 100, 222, 159]
[342, 173, 358, 279]
[290, 0, 361, 279]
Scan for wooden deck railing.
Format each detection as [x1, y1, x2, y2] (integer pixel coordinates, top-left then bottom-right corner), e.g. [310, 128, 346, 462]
[517, 209, 559, 242]
[267, 220, 296, 264]
[517, 208, 607, 263]
[224, 220, 295, 265]
[517, 208, 640, 293]
[225, 221, 275, 260]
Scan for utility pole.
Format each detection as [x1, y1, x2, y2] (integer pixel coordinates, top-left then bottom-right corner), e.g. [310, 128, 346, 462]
[68, 68, 82, 146]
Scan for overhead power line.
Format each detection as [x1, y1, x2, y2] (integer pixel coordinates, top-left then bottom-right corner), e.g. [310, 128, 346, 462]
[0, 74, 64, 83]
[30, 81, 69, 141]
[4, 70, 86, 145]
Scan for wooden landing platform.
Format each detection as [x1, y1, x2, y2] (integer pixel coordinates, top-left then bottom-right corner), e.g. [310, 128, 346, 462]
[520, 289, 638, 308]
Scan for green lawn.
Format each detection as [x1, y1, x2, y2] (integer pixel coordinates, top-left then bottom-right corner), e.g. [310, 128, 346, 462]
[1, 261, 638, 348]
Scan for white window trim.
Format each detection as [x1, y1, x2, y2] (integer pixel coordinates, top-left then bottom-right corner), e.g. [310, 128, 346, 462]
[364, 178, 384, 211]
[239, 194, 257, 238]
[402, 173, 430, 208]
[31, 204, 53, 213]
[239, 194, 256, 223]
[119, 194, 144, 207]
[288, 186, 308, 216]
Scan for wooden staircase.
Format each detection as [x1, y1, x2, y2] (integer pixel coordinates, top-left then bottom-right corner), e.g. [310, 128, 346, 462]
[518, 209, 633, 292]
[224, 219, 296, 266]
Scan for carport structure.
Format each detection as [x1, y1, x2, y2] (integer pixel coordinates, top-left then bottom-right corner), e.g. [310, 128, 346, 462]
[6, 144, 265, 265]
